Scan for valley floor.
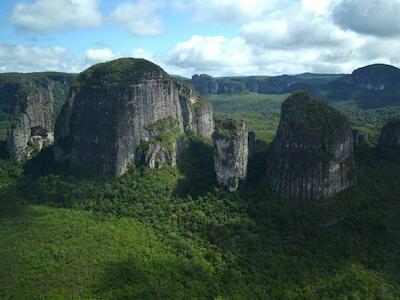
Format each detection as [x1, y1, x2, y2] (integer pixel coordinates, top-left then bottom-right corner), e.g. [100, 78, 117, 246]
[1, 146, 400, 299]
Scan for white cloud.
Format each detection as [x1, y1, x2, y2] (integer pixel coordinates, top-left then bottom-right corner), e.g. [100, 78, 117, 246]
[132, 48, 155, 61]
[167, 35, 256, 76]
[85, 48, 116, 64]
[240, 1, 355, 50]
[10, 0, 102, 33]
[109, 1, 163, 36]
[0, 44, 80, 73]
[191, 0, 281, 22]
[333, 0, 400, 36]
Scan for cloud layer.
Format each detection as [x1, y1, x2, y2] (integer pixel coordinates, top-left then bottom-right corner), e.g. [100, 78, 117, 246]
[11, 0, 102, 33]
[109, 1, 163, 36]
[5, 0, 400, 76]
[333, 0, 400, 37]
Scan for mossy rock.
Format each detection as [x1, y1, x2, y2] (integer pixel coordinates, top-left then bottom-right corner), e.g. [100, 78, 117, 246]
[281, 91, 350, 146]
[74, 58, 167, 89]
[145, 117, 181, 154]
[213, 118, 244, 140]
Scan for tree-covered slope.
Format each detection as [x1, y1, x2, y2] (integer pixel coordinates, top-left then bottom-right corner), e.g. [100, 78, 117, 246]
[1, 137, 400, 298]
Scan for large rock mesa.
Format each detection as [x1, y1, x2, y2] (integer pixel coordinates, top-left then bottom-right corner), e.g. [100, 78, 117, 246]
[267, 91, 355, 203]
[54, 58, 214, 176]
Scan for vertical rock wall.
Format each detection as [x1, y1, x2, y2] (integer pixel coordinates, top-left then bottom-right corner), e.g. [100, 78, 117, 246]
[213, 119, 248, 192]
[54, 58, 214, 176]
[267, 91, 355, 203]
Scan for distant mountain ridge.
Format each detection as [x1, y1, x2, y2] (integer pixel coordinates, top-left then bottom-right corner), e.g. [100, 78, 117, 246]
[191, 73, 343, 95]
[332, 64, 400, 90]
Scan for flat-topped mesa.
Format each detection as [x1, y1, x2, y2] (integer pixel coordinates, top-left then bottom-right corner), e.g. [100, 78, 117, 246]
[5, 77, 54, 161]
[378, 120, 400, 156]
[54, 58, 214, 176]
[267, 91, 355, 203]
[213, 118, 248, 192]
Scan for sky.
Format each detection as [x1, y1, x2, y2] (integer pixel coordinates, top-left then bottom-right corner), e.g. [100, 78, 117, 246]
[1, 0, 400, 77]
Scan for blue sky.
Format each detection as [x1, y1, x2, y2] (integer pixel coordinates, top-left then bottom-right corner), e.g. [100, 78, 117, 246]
[1, 0, 400, 77]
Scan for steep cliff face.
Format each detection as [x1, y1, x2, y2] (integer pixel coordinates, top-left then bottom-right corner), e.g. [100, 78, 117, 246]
[378, 120, 400, 155]
[0, 72, 75, 161]
[193, 101, 214, 138]
[267, 91, 355, 203]
[54, 58, 213, 176]
[213, 119, 248, 192]
[174, 79, 214, 137]
[5, 80, 54, 161]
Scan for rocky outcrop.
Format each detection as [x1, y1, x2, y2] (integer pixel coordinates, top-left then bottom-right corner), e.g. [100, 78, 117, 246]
[0, 72, 75, 161]
[191, 74, 246, 95]
[6, 81, 54, 161]
[267, 91, 355, 203]
[213, 119, 248, 192]
[193, 101, 214, 138]
[174, 79, 214, 137]
[352, 129, 370, 147]
[378, 120, 400, 155]
[54, 58, 214, 176]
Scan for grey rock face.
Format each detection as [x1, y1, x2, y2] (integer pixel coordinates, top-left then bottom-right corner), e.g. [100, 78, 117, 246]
[213, 119, 248, 192]
[378, 120, 400, 153]
[142, 142, 177, 169]
[54, 58, 213, 176]
[7, 86, 54, 161]
[193, 101, 214, 138]
[267, 91, 355, 203]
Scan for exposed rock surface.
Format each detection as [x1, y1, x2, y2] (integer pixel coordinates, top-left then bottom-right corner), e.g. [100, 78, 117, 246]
[193, 101, 214, 138]
[213, 119, 248, 192]
[0, 72, 75, 160]
[378, 120, 400, 154]
[5, 80, 54, 161]
[191, 74, 246, 95]
[54, 58, 214, 176]
[267, 91, 355, 203]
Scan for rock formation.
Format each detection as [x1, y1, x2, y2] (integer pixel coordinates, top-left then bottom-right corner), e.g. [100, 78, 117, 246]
[378, 120, 400, 155]
[5, 80, 54, 161]
[352, 129, 370, 147]
[213, 118, 248, 192]
[267, 91, 355, 203]
[54, 58, 214, 176]
[333, 64, 400, 90]
[0, 72, 75, 161]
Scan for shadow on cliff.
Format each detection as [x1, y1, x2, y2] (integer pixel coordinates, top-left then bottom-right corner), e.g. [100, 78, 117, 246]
[0, 140, 8, 160]
[175, 137, 217, 198]
[23, 145, 56, 177]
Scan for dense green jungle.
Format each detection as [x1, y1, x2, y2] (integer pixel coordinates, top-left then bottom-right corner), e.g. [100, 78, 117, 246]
[1, 68, 400, 299]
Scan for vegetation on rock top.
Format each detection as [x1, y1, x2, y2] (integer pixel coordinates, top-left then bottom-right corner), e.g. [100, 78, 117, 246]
[74, 58, 168, 89]
[213, 118, 245, 139]
[281, 91, 351, 143]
